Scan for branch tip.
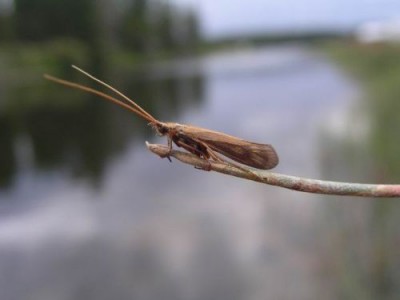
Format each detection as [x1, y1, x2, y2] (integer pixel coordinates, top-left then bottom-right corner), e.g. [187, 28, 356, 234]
[145, 142, 400, 198]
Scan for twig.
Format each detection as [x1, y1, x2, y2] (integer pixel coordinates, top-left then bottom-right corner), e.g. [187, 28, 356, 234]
[146, 142, 400, 198]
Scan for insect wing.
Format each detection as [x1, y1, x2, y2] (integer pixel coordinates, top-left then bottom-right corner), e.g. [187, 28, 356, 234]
[180, 126, 279, 170]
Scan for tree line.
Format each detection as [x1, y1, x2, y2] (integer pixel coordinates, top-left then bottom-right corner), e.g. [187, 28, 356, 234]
[0, 0, 201, 56]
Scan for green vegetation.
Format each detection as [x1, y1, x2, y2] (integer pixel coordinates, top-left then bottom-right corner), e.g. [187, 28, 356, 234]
[0, 0, 201, 73]
[0, 0, 202, 113]
[326, 41, 400, 181]
[0, 0, 206, 186]
[322, 51, 400, 298]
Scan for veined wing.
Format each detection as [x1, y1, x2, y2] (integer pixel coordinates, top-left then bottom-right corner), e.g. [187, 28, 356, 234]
[178, 125, 279, 170]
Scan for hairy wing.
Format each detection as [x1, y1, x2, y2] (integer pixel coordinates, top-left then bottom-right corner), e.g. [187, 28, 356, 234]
[180, 126, 279, 170]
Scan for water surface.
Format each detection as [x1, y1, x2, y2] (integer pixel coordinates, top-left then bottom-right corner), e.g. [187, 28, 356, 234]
[0, 45, 369, 299]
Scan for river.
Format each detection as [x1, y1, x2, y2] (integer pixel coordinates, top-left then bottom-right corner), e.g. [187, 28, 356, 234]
[0, 45, 371, 299]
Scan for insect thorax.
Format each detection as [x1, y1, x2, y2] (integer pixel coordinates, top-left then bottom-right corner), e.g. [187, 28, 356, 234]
[150, 122, 172, 136]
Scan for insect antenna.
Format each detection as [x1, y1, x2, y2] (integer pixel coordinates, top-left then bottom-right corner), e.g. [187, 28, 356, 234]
[43, 74, 157, 124]
[72, 65, 156, 122]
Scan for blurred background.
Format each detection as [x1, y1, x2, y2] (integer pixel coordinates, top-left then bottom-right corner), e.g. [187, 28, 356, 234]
[0, 0, 400, 299]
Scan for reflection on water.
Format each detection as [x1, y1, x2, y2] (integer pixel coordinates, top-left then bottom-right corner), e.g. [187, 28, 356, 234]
[0, 70, 204, 188]
[0, 45, 396, 300]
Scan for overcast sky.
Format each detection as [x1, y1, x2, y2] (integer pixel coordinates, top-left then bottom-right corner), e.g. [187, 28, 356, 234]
[173, 0, 400, 38]
[0, 0, 399, 38]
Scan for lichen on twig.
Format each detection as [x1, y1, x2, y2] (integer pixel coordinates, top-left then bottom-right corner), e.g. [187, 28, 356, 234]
[146, 142, 400, 198]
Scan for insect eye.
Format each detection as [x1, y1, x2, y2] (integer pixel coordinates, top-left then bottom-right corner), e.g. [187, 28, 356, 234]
[158, 126, 168, 135]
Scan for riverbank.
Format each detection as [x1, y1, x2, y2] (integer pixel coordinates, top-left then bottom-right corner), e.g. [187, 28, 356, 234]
[324, 41, 400, 181]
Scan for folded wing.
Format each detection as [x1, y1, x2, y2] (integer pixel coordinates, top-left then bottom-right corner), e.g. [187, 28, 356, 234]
[182, 126, 279, 170]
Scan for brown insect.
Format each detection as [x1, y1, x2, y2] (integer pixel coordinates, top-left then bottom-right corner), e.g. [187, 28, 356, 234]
[44, 66, 279, 171]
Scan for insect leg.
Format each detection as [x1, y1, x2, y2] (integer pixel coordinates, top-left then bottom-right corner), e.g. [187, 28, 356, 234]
[167, 135, 173, 151]
[160, 135, 173, 162]
[173, 138, 212, 171]
[198, 142, 259, 178]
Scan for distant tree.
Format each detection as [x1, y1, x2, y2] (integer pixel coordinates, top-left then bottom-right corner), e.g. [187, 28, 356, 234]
[171, 9, 201, 54]
[154, 3, 201, 54]
[14, 0, 98, 42]
[118, 0, 150, 52]
[0, 14, 13, 42]
[113, 0, 202, 55]
[13, 0, 105, 71]
[185, 10, 201, 52]
[156, 1, 176, 51]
